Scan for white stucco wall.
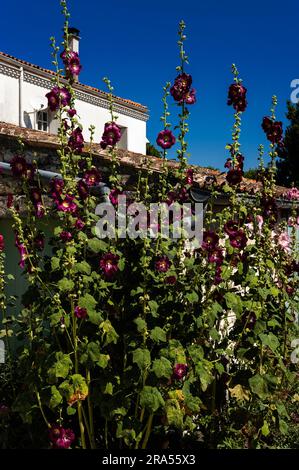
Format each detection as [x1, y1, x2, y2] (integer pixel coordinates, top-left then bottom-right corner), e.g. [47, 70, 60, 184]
[0, 58, 148, 154]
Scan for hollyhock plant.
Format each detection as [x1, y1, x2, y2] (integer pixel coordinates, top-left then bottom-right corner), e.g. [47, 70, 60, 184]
[156, 129, 176, 149]
[173, 363, 188, 380]
[224, 220, 239, 236]
[0, 234, 4, 251]
[83, 168, 101, 187]
[57, 195, 77, 213]
[262, 117, 283, 144]
[202, 231, 219, 251]
[68, 127, 84, 153]
[75, 306, 88, 319]
[170, 73, 192, 102]
[49, 425, 75, 449]
[227, 83, 247, 112]
[46, 86, 71, 111]
[155, 256, 171, 273]
[100, 252, 120, 279]
[10, 155, 27, 178]
[60, 231, 73, 242]
[50, 178, 64, 199]
[229, 229, 248, 250]
[100, 122, 122, 148]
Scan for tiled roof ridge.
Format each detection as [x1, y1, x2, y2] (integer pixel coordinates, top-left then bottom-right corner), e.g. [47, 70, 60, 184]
[0, 51, 147, 112]
[0, 121, 292, 198]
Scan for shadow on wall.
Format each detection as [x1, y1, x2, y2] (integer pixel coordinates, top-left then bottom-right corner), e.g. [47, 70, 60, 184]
[23, 111, 32, 129]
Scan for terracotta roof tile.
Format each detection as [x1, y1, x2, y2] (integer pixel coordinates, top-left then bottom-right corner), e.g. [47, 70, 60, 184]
[0, 121, 294, 200]
[0, 51, 147, 112]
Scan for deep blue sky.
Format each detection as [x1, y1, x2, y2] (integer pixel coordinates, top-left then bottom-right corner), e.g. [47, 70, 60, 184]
[1, 0, 298, 169]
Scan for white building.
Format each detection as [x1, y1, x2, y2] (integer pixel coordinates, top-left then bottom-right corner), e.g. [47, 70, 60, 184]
[0, 29, 148, 154]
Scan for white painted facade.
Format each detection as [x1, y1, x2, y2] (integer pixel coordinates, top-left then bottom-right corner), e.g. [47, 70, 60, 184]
[0, 52, 148, 154]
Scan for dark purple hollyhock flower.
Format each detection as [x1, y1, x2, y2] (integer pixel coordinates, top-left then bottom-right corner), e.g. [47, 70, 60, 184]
[227, 83, 247, 112]
[100, 122, 122, 148]
[60, 231, 73, 242]
[34, 233, 45, 251]
[109, 188, 122, 206]
[202, 230, 219, 251]
[15, 238, 27, 269]
[170, 73, 192, 102]
[26, 163, 36, 181]
[46, 86, 71, 111]
[74, 306, 88, 319]
[229, 229, 247, 249]
[173, 363, 188, 380]
[186, 168, 194, 185]
[61, 50, 82, 77]
[75, 218, 85, 230]
[30, 187, 42, 205]
[83, 168, 101, 187]
[57, 195, 77, 213]
[10, 155, 27, 177]
[166, 191, 177, 205]
[208, 247, 224, 265]
[155, 256, 171, 273]
[35, 202, 45, 219]
[224, 220, 239, 236]
[285, 285, 294, 295]
[226, 167, 243, 186]
[78, 158, 87, 171]
[100, 252, 120, 279]
[68, 108, 77, 118]
[178, 187, 189, 202]
[7, 194, 14, 208]
[0, 234, 4, 251]
[68, 127, 84, 153]
[156, 129, 176, 149]
[77, 179, 89, 200]
[49, 425, 75, 449]
[184, 88, 196, 105]
[236, 153, 244, 170]
[261, 197, 278, 221]
[50, 178, 64, 199]
[214, 265, 223, 285]
[165, 275, 177, 285]
[224, 158, 233, 169]
[262, 117, 283, 144]
[0, 404, 9, 416]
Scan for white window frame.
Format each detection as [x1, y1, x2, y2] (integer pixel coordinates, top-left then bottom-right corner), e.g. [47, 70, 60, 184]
[36, 109, 49, 132]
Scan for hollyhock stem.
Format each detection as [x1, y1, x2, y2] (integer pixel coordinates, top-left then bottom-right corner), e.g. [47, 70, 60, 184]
[141, 413, 154, 449]
[87, 369, 96, 448]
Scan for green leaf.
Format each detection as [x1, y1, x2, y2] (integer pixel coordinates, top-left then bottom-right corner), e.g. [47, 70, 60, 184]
[49, 385, 63, 409]
[88, 238, 109, 253]
[100, 320, 119, 346]
[261, 421, 270, 437]
[74, 261, 91, 275]
[152, 357, 173, 379]
[161, 339, 186, 363]
[58, 278, 74, 292]
[134, 317, 147, 333]
[104, 382, 113, 395]
[132, 348, 151, 370]
[78, 293, 97, 310]
[165, 399, 183, 428]
[224, 292, 243, 316]
[51, 257, 60, 271]
[67, 406, 77, 416]
[150, 327, 166, 343]
[249, 374, 268, 399]
[87, 342, 110, 368]
[279, 419, 288, 435]
[140, 386, 165, 412]
[186, 291, 199, 303]
[259, 333, 279, 352]
[48, 352, 72, 380]
[148, 300, 159, 317]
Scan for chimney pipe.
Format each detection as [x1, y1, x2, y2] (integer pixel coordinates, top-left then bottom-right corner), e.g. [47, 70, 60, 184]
[67, 27, 80, 54]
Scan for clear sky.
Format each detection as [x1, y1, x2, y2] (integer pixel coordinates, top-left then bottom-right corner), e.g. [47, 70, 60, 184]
[1, 0, 298, 170]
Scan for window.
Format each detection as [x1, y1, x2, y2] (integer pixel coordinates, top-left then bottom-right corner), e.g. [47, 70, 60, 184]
[118, 126, 128, 150]
[37, 110, 49, 132]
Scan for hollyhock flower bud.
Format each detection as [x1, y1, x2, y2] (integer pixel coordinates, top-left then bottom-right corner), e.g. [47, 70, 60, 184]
[262, 117, 283, 144]
[186, 168, 194, 185]
[57, 195, 77, 213]
[101, 122, 122, 147]
[155, 256, 171, 273]
[46, 86, 71, 111]
[75, 218, 85, 230]
[83, 168, 101, 187]
[68, 108, 77, 118]
[100, 252, 120, 279]
[227, 83, 247, 112]
[49, 425, 75, 449]
[173, 363, 188, 380]
[10, 155, 27, 177]
[202, 231, 219, 251]
[170, 73, 192, 102]
[60, 231, 73, 242]
[0, 234, 4, 251]
[285, 187, 299, 200]
[77, 179, 89, 200]
[165, 275, 177, 285]
[74, 306, 88, 319]
[229, 229, 247, 249]
[156, 129, 176, 149]
[68, 127, 84, 153]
